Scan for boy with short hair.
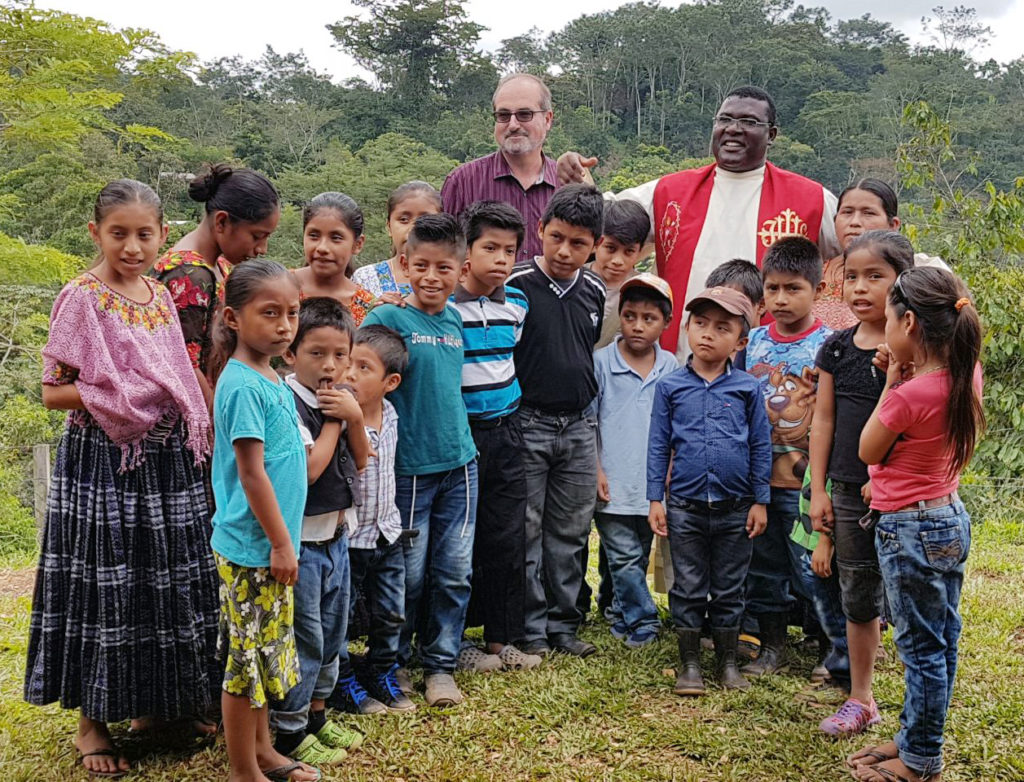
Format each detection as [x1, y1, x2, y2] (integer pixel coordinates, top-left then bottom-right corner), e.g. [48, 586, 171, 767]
[272, 297, 370, 764]
[362, 214, 478, 707]
[648, 287, 771, 695]
[505, 184, 606, 658]
[591, 199, 651, 349]
[330, 324, 413, 714]
[741, 236, 832, 677]
[593, 274, 677, 648]
[451, 200, 542, 673]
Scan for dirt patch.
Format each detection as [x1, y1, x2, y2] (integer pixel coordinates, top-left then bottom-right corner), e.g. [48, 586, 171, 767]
[0, 568, 35, 597]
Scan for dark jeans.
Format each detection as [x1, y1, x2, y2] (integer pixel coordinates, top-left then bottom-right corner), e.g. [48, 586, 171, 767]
[517, 408, 597, 642]
[395, 461, 478, 674]
[464, 416, 528, 645]
[667, 498, 753, 629]
[877, 500, 971, 778]
[577, 538, 614, 619]
[594, 512, 658, 631]
[346, 536, 405, 673]
[745, 488, 798, 616]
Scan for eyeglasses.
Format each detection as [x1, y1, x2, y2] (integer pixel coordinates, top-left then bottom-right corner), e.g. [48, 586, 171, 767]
[713, 115, 772, 129]
[493, 109, 544, 124]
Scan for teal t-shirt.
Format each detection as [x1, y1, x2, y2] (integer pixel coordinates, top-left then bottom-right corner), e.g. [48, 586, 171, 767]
[363, 303, 476, 475]
[211, 359, 307, 567]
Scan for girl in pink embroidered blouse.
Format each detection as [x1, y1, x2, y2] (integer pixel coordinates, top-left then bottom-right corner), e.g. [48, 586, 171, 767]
[26, 181, 221, 777]
[155, 163, 280, 409]
[291, 192, 377, 325]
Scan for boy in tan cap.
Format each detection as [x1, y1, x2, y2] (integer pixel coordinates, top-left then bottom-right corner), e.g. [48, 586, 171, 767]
[647, 286, 772, 696]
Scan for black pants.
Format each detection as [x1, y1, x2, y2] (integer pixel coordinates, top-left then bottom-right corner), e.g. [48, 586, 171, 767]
[464, 415, 528, 645]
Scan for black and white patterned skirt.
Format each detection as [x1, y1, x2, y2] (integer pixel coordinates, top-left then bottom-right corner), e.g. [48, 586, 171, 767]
[23, 417, 221, 722]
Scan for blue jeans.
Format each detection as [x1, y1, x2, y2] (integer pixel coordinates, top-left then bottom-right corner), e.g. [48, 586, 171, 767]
[745, 488, 798, 617]
[271, 534, 349, 734]
[787, 535, 850, 686]
[395, 461, 478, 674]
[667, 499, 753, 629]
[517, 409, 598, 642]
[876, 499, 971, 778]
[594, 512, 658, 632]
[346, 536, 405, 672]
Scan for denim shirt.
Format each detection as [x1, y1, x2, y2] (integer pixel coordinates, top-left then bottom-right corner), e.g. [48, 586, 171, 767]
[646, 359, 772, 505]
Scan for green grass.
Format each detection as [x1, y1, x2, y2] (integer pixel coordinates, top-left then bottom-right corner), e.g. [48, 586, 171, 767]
[2, 515, 1023, 781]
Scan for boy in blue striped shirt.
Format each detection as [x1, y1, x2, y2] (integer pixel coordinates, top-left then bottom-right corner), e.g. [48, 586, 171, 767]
[451, 201, 540, 673]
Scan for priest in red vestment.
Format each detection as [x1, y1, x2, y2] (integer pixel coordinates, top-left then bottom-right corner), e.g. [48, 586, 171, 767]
[558, 86, 839, 356]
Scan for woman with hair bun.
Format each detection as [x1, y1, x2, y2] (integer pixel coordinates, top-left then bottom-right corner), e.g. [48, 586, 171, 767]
[155, 163, 281, 408]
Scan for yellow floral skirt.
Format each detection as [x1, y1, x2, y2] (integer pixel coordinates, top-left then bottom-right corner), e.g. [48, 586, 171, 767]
[215, 553, 300, 708]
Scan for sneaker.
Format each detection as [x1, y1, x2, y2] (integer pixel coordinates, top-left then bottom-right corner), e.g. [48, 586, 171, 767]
[314, 720, 363, 752]
[737, 633, 761, 662]
[330, 673, 387, 715]
[456, 643, 503, 672]
[625, 626, 659, 648]
[496, 644, 543, 671]
[819, 697, 882, 736]
[369, 664, 417, 712]
[424, 673, 464, 707]
[609, 619, 629, 640]
[291, 733, 347, 766]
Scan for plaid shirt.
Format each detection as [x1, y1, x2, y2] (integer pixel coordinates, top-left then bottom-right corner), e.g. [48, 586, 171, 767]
[348, 399, 402, 549]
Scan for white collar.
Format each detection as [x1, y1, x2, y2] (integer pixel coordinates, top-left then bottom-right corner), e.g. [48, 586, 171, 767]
[285, 373, 319, 408]
[714, 164, 766, 182]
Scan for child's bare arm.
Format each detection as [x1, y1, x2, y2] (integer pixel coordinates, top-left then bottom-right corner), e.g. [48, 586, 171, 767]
[306, 420, 343, 484]
[809, 370, 836, 532]
[234, 438, 297, 585]
[42, 383, 85, 410]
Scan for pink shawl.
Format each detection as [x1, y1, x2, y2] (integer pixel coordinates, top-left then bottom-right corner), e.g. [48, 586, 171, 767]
[43, 273, 211, 471]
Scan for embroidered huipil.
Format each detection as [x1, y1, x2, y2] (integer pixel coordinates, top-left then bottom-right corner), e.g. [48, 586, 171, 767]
[42, 273, 211, 469]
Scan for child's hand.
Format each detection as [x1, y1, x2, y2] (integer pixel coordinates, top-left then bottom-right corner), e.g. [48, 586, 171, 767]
[648, 502, 667, 537]
[317, 388, 362, 423]
[809, 490, 834, 533]
[746, 503, 767, 538]
[597, 467, 611, 502]
[875, 343, 914, 385]
[376, 291, 407, 308]
[270, 542, 298, 586]
[860, 481, 872, 505]
[811, 536, 833, 578]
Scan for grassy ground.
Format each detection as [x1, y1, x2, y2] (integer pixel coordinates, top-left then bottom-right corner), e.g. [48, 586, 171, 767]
[2, 505, 1023, 781]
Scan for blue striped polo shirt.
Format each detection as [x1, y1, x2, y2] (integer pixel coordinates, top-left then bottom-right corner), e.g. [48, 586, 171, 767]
[452, 283, 530, 420]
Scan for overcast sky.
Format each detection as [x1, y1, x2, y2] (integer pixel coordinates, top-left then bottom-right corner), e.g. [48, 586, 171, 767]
[45, 0, 1024, 80]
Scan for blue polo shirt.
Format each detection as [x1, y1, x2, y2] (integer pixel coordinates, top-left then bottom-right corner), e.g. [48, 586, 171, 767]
[593, 338, 678, 516]
[647, 359, 772, 505]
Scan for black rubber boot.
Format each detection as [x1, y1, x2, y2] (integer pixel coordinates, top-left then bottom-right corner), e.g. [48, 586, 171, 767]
[740, 613, 790, 676]
[712, 627, 750, 690]
[673, 628, 705, 696]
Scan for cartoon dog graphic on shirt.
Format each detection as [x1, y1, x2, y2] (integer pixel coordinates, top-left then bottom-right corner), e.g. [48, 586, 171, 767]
[753, 363, 818, 485]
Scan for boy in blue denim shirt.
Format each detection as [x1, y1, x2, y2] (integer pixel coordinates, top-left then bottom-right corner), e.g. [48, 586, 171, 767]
[648, 286, 771, 696]
[593, 274, 677, 648]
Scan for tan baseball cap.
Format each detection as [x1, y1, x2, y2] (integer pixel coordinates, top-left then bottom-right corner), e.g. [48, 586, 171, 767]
[685, 286, 756, 329]
[619, 272, 674, 308]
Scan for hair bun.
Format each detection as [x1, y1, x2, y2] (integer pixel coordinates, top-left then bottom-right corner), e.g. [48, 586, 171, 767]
[188, 163, 235, 203]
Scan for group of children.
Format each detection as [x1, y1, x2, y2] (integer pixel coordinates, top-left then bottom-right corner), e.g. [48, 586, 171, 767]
[27, 167, 984, 782]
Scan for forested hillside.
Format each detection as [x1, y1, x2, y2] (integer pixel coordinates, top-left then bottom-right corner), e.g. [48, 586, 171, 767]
[1, 0, 1022, 555]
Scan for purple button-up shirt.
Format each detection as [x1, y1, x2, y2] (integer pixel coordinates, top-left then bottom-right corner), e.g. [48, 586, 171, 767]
[441, 150, 559, 263]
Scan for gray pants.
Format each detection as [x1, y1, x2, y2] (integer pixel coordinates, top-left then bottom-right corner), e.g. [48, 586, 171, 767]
[516, 407, 597, 643]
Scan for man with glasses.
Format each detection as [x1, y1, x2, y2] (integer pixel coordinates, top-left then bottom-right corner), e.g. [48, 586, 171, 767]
[557, 85, 839, 358]
[442, 73, 558, 263]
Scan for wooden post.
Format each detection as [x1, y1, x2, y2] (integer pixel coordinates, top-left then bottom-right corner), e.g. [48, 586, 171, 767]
[32, 443, 50, 531]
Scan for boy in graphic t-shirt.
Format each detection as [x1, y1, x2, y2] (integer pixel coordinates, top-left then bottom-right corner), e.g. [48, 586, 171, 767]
[362, 214, 478, 709]
[742, 237, 831, 677]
